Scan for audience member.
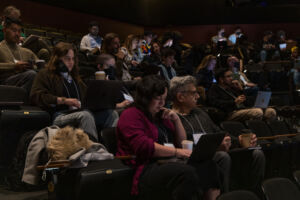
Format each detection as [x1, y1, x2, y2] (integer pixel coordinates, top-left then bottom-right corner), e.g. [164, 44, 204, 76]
[211, 28, 227, 45]
[96, 53, 133, 108]
[142, 40, 162, 66]
[260, 31, 279, 62]
[80, 21, 102, 56]
[101, 32, 120, 56]
[207, 68, 276, 121]
[0, 5, 25, 42]
[159, 48, 177, 81]
[170, 75, 265, 193]
[30, 42, 118, 142]
[117, 75, 221, 200]
[0, 17, 37, 93]
[96, 53, 117, 80]
[227, 56, 259, 96]
[195, 55, 217, 90]
[120, 34, 140, 68]
[228, 27, 243, 46]
[140, 31, 153, 57]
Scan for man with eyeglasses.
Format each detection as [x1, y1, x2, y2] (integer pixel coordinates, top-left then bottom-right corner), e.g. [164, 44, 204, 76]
[170, 75, 265, 195]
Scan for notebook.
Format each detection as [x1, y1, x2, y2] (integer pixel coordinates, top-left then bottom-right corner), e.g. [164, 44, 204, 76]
[254, 91, 272, 108]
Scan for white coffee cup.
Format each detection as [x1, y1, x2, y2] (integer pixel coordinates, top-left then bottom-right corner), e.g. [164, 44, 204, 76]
[95, 71, 106, 80]
[181, 140, 193, 150]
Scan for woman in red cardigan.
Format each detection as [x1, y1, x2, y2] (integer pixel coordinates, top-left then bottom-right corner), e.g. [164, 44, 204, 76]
[117, 75, 221, 200]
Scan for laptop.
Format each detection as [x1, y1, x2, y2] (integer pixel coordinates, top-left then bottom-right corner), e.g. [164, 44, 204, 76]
[187, 132, 225, 164]
[83, 80, 123, 111]
[254, 91, 272, 108]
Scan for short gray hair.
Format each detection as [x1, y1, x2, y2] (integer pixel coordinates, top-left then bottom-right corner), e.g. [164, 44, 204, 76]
[169, 76, 197, 101]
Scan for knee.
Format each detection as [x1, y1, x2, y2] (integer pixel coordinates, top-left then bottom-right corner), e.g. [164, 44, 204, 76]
[252, 149, 266, 165]
[214, 151, 231, 170]
[179, 165, 200, 185]
[264, 108, 277, 120]
[79, 110, 95, 121]
[260, 50, 267, 55]
[24, 70, 37, 79]
[250, 108, 264, 119]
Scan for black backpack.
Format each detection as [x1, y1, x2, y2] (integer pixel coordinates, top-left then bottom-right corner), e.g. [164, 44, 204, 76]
[5, 130, 48, 191]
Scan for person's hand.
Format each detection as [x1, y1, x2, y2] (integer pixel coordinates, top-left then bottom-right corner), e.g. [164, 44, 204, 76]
[19, 36, 25, 43]
[131, 60, 139, 67]
[116, 100, 132, 108]
[15, 61, 31, 71]
[249, 134, 257, 147]
[133, 76, 142, 81]
[91, 48, 100, 55]
[115, 50, 125, 60]
[235, 95, 246, 104]
[246, 82, 257, 87]
[160, 108, 179, 122]
[219, 135, 231, 152]
[232, 80, 243, 91]
[238, 133, 257, 148]
[175, 148, 192, 158]
[65, 98, 81, 108]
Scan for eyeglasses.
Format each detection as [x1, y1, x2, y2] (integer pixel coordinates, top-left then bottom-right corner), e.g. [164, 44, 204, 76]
[182, 90, 198, 96]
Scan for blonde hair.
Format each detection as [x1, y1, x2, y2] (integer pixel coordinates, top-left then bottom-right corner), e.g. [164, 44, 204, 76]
[195, 55, 216, 73]
[123, 34, 138, 55]
[47, 126, 93, 161]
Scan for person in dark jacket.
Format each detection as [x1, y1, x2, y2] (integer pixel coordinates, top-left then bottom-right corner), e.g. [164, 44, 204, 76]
[31, 42, 117, 141]
[207, 68, 276, 121]
[195, 54, 217, 90]
[170, 75, 265, 194]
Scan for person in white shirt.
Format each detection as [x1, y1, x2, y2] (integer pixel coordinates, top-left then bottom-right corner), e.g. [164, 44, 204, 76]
[228, 27, 243, 46]
[80, 21, 102, 55]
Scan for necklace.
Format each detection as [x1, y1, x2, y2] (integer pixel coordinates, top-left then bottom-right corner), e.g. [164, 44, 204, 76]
[3, 41, 22, 63]
[179, 112, 207, 135]
[62, 78, 80, 101]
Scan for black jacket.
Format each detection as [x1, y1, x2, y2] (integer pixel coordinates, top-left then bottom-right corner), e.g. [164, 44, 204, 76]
[207, 84, 253, 114]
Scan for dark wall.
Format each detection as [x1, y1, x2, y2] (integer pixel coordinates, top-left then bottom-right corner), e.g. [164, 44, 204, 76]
[26, 0, 300, 26]
[2, 0, 300, 45]
[0, 0, 144, 40]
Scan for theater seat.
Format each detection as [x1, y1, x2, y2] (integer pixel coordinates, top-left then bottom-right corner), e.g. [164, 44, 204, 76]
[100, 127, 117, 155]
[262, 177, 300, 200]
[217, 190, 260, 200]
[294, 170, 300, 188]
[220, 121, 246, 138]
[0, 85, 27, 105]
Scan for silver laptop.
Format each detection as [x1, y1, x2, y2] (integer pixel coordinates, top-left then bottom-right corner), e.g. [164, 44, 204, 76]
[254, 91, 272, 108]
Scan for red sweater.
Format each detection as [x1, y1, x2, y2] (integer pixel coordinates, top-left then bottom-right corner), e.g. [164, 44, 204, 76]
[116, 107, 175, 195]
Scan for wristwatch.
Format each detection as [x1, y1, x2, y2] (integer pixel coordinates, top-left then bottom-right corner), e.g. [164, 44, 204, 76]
[61, 97, 66, 104]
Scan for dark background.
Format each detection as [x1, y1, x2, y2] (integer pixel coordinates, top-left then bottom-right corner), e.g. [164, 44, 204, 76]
[1, 0, 300, 43]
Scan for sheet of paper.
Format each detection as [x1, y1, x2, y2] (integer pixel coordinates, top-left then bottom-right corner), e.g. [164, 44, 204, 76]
[123, 93, 134, 102]
[193, 133, 204, 144]
[164, 143, 175, 148]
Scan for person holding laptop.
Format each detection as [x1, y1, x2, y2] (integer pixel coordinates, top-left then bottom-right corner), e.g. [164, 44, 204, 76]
[207, 68, 276, 122]
[117, 75, 221, 200]
[30, 42, 117, 142]
[170, 75, 265, 194]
